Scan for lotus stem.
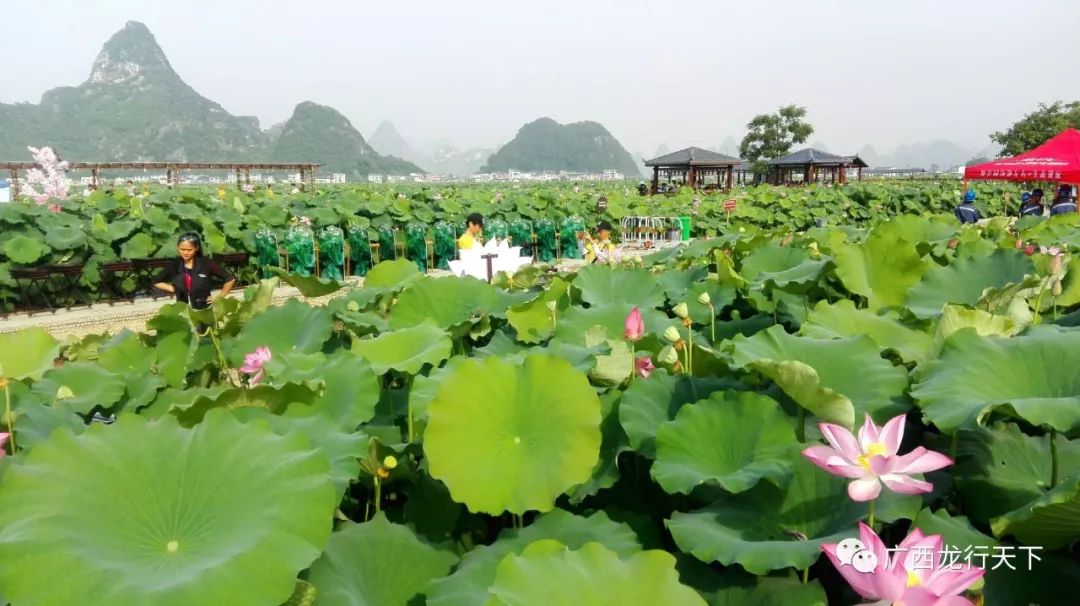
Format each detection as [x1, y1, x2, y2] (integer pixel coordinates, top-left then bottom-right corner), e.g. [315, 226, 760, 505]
[628, 342, 635, 385]
[795, 405, 806, 443]
[1049, 427, 1058, 488]
[708, 303, 716, 343]
[1033, 279, 1048, 325]
[406, 374, 415, 443]
[373, 476, 382, 515]
[866, 499, 876, 529]
[686, 329, 693, 375]
[3, 382, 15, 454]
[801, 566, 809, 585]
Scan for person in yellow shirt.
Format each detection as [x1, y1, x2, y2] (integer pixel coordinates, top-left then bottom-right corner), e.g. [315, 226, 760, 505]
[584, 220, 616, 264]
[457, 213, 484, 250]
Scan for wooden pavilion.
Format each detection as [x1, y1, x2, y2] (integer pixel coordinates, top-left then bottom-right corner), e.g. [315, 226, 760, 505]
[1, 161, 320, 197]
[766, 149, 866, 185]
[644, 147, 741, 193]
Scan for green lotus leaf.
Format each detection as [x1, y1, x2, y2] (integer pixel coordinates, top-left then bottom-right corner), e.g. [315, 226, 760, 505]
[474, 330, 603, 375]
[233, 406, 368, 498]
[484, 540, 706, 606]
[800, 299, 932, 364]
[390, 276, 498, 331]
[585, 326, 632, 387]
[950, 423, 1080, 523]
[44, 226, 87, 251]
[929, 304, 1019, 358]
[30, 362, 127, 415]
[990, 475, 1080, 549]
[426, 509, 640, 606]
[404, 472, 469, 543]
[151, 316, 197, 388]
[730, 326, 910, 428]
[740, 244, 832, 290]
[711, 571, 827, 606]
[291, 354, 381, 427]
[119, 232, 157, 259]
[0, 327, 59, 380]
[229, 299, 334, 365]
[307, 514, 458, 606]
[906, 249, 1034, 319]
[425, 355, 601, 514]
[350, 322, 452, 375]
[875, 214, 958, 249]
[1051, 255, 1080, 307]
[832, 229, 929, 310]
[653, 391, 796, 495]
[268, 266, 345, 297]
[507, 277, 571, 344]
[912, 327, 1080, 433]
[618, 369, 741, 458]
[3, 234, 49, 264]
[12, 400, 86, 450]
[364, 258, 422, 289]
[667, 459, 864, 574]
[656, 265, 709, 300]
[97, 331, 166, 409]
[171, 383, 318, 426]
[0, 411, 336, 606]
[573, 265, 668, 309]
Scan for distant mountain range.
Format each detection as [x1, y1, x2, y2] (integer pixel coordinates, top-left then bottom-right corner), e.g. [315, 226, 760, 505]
[0, 21, 420, 178]
[481, 118, 642, 176]
[367, 121, 494, 176]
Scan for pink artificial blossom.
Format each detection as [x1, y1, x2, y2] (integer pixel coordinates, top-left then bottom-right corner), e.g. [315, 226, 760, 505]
[22, 146, 72, 205]
[624, 307, 645, 342]
[823, 522, 984, 606]
[802, 413, 952, 502]
[239, 346, 272, 384]
[635, 356, 655, 379]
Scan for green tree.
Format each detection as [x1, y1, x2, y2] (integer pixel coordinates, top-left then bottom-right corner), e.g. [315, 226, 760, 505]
[739, 105, 814, 175]
[991, 101, 1080, 156]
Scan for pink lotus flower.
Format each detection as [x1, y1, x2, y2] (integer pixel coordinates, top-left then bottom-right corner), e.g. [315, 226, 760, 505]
[242, 183, 255, 193]
[635, 356, 655, 379]
[239, 346, 272, 384]
[624, 307, 645, 342]
[0, 433, 8, 457]
[823, 522, 984, 606]
[802, 413, 952, 502]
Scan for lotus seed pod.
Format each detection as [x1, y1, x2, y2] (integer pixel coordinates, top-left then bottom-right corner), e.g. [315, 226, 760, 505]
[663, 326, 682, 343]
[697, 291, 711, 306]
[658, 346, 679, 365]
[673, 302, 689, 319]
[382, 455, 398, 469]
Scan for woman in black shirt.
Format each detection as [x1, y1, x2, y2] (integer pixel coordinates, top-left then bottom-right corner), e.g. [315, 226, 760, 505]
[153, 232, 236, 310]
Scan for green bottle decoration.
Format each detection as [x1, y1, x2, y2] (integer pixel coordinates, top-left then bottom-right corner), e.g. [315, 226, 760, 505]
[285, 217, 316, 277]
[535, 218, 557, 262]
[253, 228, 279, 279]
[318, 226, 345, 280]
[433, 221, 457, 270]
[405, 222, 428, 273]
[346, 225, 372, 276]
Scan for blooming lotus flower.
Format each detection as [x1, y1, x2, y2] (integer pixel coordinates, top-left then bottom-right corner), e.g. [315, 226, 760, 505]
[239, 346, 272, 384]
[242, 183, 255, 194]
[635, 356, 655, 379]
[802, 413, 952, 502]
[1039, 245, 1062, 256]
[823, 522, 984, 606]
[624, 307, 645, 341]
[0, 433, 8, 458]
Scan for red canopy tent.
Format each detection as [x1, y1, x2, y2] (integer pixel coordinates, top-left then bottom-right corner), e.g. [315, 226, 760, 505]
[964, 128, 1080, 184]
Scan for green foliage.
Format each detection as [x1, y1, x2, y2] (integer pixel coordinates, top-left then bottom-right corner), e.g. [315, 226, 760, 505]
[990, 100, 1080, 157]
[739, 104, 814, 173]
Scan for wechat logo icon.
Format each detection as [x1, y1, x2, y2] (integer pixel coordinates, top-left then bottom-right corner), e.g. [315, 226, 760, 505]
[835, 538, 878, 573]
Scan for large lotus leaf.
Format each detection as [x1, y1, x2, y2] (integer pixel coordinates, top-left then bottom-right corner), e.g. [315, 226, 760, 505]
[233, 406, 368, 498]
[1050, 255, 1080, 307]
[0, 411, 335, 606]
[307, 514, 458, 606]
[800, 299, 932, 364]
[229, 299, 334, 365]
[712, 572, 827, 606]
[390, 276, 498, 330]
[876, 214, 958, 248]
[666, 459, 864, 575]
[119, 232, 157, 259]
[656, 265, 709, 301]
[44, 226, 87, 251]
[990, 475, 1080, 549]
[618, 370, 741, 458]
[474, 330, 603, 375]
[585, 326, 632, 387]
[351, 322, 452, 375]
[740, 244, 831, 291]
[507, 277, 571, 344]
[567, 391, 628, 504]
[906, 250, 1034, 319]
[653, 391, 796, 495]
[832, 229, 929, 310]
[425, 355, 601, 514]
[30, 362, 127, 415]
[12, 400, 86, 450]
[554, 304, 676, 347]
[280, 354, 381, 427]
[0, 327, 59, 380]
[729, 326, 910, 428]
[364, 258, 422, 289]
[911, 327, 1080, 433]
[928, 304, 1019, 358]
[484, 540, 706, 606]
[426, 509, 640, 606]
[151, 316, 197, 388]
[171, 383, 318, 426]
[3, 234, 48, 264]
[573, 265, 667, 309]
[268, 267, 344, 297]
[950, 423, 1080, 523]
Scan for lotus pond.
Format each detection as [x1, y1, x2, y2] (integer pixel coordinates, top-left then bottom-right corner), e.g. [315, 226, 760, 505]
[1, 207, 1080, 605]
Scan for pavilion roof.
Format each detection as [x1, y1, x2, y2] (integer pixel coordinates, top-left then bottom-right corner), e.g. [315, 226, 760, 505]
[767, 148, 867, 167]
[645, 147, 741, 167]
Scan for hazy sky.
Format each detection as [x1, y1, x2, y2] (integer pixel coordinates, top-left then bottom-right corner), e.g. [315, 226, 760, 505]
[3, 0, 1079, 157]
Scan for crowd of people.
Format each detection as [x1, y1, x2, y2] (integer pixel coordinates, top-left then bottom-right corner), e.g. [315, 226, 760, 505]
[955, 184, 1078, 224]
